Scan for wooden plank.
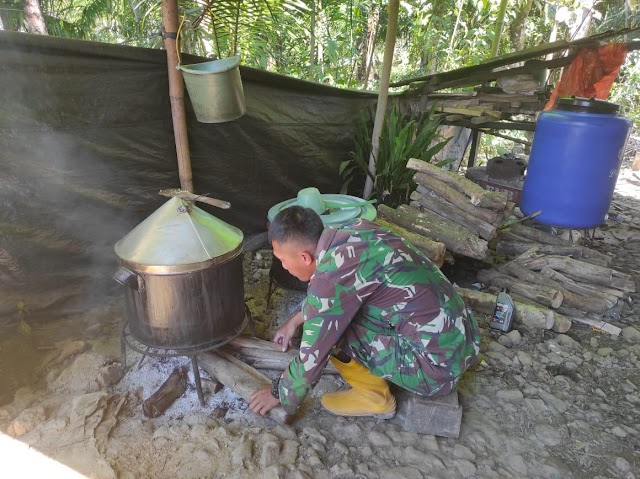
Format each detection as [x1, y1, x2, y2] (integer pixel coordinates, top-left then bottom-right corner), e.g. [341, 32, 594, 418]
[470, 116, 495, 125]
[390, 26, 640, 88]
[443, 118, 536, 131]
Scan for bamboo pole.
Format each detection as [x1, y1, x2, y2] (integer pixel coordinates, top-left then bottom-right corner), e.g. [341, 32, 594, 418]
[490, 0, 509, 58]
[162, 0, 194, 192]
[363, 0, 399, 199]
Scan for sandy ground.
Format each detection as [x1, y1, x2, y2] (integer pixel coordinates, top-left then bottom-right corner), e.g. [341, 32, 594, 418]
[1, 149, 640, 479]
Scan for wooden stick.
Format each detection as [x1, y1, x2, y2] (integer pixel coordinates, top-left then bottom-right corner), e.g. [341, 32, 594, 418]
[198, 352, 291, 424]
[142, 366, 188, 418]
[378, 205, 488, 260]
[519, 255, 636, 293]
[477, 269, 564, 309]
[455, 287, 554, 329]
[159, 189, 231, 209]
[407, 159, 508, 211]
[410, 191, 497, 240]
[374, 218, 447, 265]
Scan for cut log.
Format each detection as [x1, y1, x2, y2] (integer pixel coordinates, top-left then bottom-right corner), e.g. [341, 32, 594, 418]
[455, 287, 555, 329]
[477, 269, 564, 309]
[416, 184, 498, 224]
[378, 205, 488, 259]
[199, 352, 291, 424]
[501, 261, 612, 314]
[504, 224, 572, 246]
[539, 267, 620, 308]
[551, 314, 572, 333]
[224, 337, 339, 375]
[496, 239, 613, 268]
[142, 366, 188, 418]
[408, 159, 508, 211]
[410, 191, 497, 240]
[519, 255, 636, 293]
[375, 218, 447, 266]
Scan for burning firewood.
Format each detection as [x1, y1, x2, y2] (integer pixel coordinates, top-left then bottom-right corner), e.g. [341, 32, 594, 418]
[142, 366, 188, 418]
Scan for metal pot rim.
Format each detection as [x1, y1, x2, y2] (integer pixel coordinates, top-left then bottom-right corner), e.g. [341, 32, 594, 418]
[117, 245, 243, 275]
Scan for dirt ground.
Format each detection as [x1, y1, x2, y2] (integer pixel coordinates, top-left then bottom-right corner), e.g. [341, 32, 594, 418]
[1, 155, 640, 479]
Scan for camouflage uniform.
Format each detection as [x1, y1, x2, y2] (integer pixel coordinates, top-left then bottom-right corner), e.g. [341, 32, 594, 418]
[278, 219, 480, 414]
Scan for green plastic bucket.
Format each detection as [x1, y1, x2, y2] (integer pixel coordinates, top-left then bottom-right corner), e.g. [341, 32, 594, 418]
[177, 56, 246, 123]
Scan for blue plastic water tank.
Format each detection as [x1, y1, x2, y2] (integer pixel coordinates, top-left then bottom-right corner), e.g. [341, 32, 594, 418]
[520, 97, 632, 229]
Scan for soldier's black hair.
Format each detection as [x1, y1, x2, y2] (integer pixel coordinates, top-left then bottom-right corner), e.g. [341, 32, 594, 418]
[268, 206, 324, 247]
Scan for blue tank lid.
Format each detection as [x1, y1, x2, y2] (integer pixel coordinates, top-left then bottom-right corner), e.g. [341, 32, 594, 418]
[557, 96, 619, 114]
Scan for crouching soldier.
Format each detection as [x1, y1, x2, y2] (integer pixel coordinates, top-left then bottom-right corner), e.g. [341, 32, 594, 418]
[249, 206, 480, 418]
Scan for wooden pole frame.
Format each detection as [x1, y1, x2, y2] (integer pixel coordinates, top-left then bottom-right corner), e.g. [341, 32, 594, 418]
[363, 0, 400, 200]
[162, 0, 194, 193]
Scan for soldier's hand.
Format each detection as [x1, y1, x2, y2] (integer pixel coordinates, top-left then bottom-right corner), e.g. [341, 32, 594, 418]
[274, 323, 295, 352]
[274, 311, 303, 352]
[249, 385, 279, 416]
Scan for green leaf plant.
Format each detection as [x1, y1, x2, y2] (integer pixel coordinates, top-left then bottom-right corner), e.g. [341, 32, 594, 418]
[341, 102, 450, 208]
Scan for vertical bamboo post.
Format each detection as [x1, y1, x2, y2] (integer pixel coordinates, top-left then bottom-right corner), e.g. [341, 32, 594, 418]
[362, 0, 399, 200]
[163, 0, 194, 192]
[490, 0, 509, 58]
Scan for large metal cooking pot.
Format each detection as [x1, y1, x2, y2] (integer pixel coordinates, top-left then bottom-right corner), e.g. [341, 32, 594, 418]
[114, 197, 245, 350]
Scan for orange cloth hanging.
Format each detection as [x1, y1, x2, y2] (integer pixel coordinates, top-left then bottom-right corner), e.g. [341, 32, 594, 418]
[544, 43, 627, 110]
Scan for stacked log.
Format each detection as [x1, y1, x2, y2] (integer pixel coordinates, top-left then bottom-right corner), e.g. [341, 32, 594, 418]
[476, 235, 633, 335]
[376, 158, 514, 261]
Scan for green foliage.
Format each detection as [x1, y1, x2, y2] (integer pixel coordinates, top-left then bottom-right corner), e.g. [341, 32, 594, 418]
[340, 104, 449, 208]
[3, 0, 638, 125]
[611, 50, 640, 129]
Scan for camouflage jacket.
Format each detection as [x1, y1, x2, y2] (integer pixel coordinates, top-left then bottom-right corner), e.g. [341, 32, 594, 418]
[278, 219, 480, 414]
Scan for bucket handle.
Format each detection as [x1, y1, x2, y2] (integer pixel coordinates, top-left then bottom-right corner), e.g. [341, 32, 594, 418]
[113, 267, 145, 292]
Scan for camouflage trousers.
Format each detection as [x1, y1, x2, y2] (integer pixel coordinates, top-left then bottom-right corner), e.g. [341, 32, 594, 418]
[335, 309, 480, 397]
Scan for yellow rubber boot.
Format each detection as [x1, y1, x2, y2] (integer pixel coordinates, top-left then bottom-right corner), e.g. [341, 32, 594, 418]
[321, 357, 396, 419]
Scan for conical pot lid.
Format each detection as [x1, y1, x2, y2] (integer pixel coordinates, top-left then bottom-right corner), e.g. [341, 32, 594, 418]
[115, 197, 243, 270]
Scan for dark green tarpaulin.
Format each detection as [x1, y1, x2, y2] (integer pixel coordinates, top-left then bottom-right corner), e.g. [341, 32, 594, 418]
[0, 31, 377, 320]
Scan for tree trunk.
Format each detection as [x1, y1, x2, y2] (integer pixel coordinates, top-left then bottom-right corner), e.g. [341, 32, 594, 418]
[410, 191, 497, 240]
[23, 0, 48, 35]
[309, 0, 316, 72]
[378, 204, 488, 260]
[455, 288, 555, 330]
[358, 5, 380, 87]
[508, 0, 534, 51]
[477, 269, 564, 309]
